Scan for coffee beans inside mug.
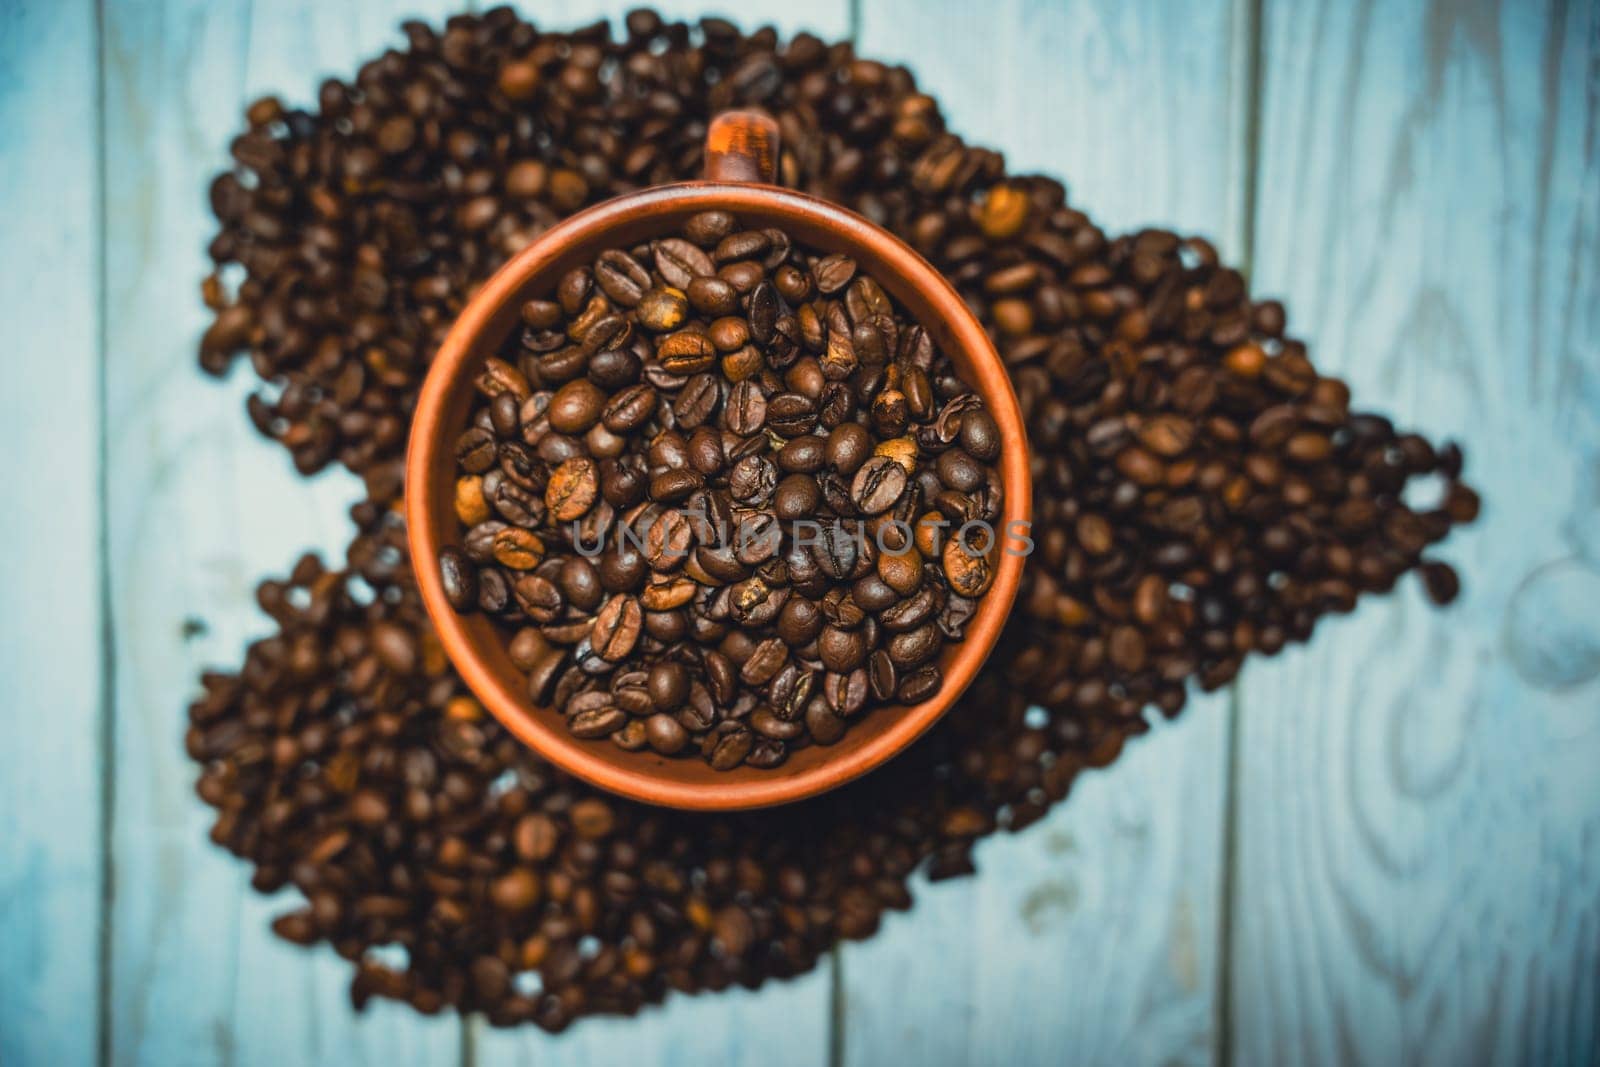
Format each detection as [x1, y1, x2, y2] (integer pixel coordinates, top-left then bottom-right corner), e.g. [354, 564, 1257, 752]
[443, 214, 1006, 769]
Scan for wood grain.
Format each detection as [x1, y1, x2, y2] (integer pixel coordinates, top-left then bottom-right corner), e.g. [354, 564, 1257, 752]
[463, 3, 848, 1063]
[0, 1, 105, 1064]
[841, 1, 1251, 1063]
[99, 0, 462, 1064]
[1230, 0, 1600, 1063]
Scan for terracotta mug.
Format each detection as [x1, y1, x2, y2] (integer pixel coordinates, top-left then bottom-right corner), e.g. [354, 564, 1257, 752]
[407, 111, 1032, 811]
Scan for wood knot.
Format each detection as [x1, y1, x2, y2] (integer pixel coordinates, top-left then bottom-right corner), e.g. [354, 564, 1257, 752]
[1504, 558, 1600, 689]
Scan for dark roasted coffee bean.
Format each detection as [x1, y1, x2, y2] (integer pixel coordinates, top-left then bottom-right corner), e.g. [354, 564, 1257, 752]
[653, 238, 714, 288]
[647, 661, 691, 709]
[729, 454, 778, 505]
[645, 713, 688, 755]
[706, 725, 753, 770]
[438, 547, 477, 610]
[589, 594, 643, 662]
[602, 384, 656, 433]
[810, 522, 859, 580]
[818, 626, 867, 672]
[823, 668, 869, 716]
[887, 623, 940, 668]
[804, 697, 847, 744]
[774, 474, 820, 522]
[766, 392, 818, 436]
[895, 665, 943, 703]
[456, 427, 497, 473]
[740, 638, 788, 686]
[548, 379, 607, 434]
[725, 380, 767, 435]
[852, 456, 908, 514]
[594, 249, 651, 307]
[686, 276, 739, 317]
[868, 650, 897, 701]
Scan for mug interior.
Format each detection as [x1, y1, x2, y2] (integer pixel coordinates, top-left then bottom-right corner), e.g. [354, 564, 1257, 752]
[408, 182, 1030, 810]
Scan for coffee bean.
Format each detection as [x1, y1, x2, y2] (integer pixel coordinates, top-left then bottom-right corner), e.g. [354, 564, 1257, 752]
[590, 595, 642, 661]
[602, 384, 657, 433]
[818, 626, 866, 672]
[868, 650, 897, 701]
[725, 380, 767, 435]
[645, 713, 688, 754]
[774, 474, 820, 522]
[594, 250, 651, 307]
[545, 456, 598, 521]
[549, 379, 607, 434]
[686, 277, 739, 317]
[766, 393, 818, 436]
[647, 661, 689, 710]
[569, 705, 627, 738]
[438, 547, 477, 610]
[943, 536, 995, 597]
[707, 725, 753, 770]
[825, 424, 872, 475]
[658, 330, 718, 375]
[653, 238, 714, 288]
[852, 456, 907, 514]
[729, 454, 778, 505]
[895, 666, 942, 703]
[813, 253, 856, 293]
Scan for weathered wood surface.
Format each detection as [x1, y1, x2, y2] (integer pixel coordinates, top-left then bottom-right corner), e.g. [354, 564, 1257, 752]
[1230, 0, 1600, 1065]
[99, 0, 462, 1064]
[1, 0, 1595, 1064]
[0, 2, 106, 1065]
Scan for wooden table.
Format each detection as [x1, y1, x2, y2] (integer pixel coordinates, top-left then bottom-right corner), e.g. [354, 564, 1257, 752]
[3, 1, 1596, 1063]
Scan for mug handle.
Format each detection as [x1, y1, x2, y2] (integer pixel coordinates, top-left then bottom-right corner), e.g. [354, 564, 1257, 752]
[704, 110, 781, 184]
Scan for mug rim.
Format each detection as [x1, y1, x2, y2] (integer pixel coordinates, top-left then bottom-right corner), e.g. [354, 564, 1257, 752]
[406, 180, 1032, 810]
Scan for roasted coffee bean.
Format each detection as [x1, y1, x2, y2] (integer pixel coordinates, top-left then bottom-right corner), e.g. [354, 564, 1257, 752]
[653, 238, 714, 289]
[852, 456, 908, 514]
[658, 330, 718, 375]
[818, 626, 866, 672]
[774, 474, 820, 522]
[725, 380, 767, 435]
[826, 423, 872, 475]
[455, 427, 497, 474]
[645, 712, 688, 754]
[602, 384, 657, 433]
[549, 380, 607, 434]
[896, 665, 943, 703]
[868, 650, 898, 701]
[589, 595, 643, 662]
[546, 456, 598, 521]
[729, 454, 778, 504]
[766, 393, 818, 436]
[706, 725, 753, 770]
[437, 547, 477, 610]
[647, 661, 690, 710]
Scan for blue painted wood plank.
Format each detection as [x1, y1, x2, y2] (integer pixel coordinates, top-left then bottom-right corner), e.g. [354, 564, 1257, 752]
[0, 1, 106, 1064]
[99, 0, 463, 1063]
[1231, 0, 1600, 1063]
[841, 1, 1249, 1063]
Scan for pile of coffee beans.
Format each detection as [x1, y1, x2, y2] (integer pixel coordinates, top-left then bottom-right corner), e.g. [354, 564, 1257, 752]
[444, 216, 1006, 766]
[190, 7, 1476, 1029]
